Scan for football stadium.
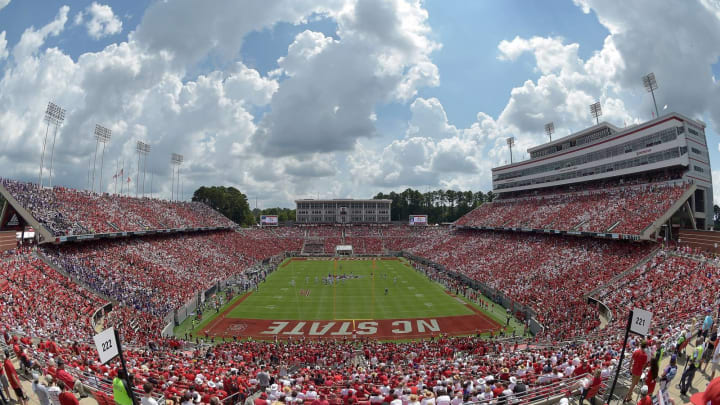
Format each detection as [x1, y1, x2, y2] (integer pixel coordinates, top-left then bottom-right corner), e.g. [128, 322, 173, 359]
[1, 111, 717, 405]
[1, 2, 720, 405]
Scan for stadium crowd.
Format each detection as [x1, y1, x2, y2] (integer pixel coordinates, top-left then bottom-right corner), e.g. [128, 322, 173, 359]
[405, 229, 653, 339]
[0, 179, 234, 236]
[594, 250, 720, 335]
[456, 181, 690, 236]
[0, 249, 103, 343]
[1, 235, 718, 405]
[39, 231, 301, 318]
[0, 214, 717, 405]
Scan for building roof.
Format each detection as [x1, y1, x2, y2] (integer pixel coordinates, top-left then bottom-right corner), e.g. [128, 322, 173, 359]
[526, 122, 619, 153]
[492, 111, 705, 172]
[295, 199, 392, 203]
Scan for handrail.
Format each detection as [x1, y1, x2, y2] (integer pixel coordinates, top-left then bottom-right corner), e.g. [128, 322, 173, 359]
[583, 245, 661, 299]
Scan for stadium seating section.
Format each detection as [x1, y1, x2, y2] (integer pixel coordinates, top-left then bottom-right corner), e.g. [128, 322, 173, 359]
[2, 238, 714, 404]
[405, 229, 654, 339]
[41, 231, 302, 317]
[1, 179, 235, 236]
[456, 181, 690, 235]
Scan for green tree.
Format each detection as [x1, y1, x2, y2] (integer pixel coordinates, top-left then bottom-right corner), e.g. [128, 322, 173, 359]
[192, 186, 254, 226]
[373, 187, 489, 223]
[714, 204, 720, 230]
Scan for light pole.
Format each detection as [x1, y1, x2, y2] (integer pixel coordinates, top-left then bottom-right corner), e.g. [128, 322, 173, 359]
[47, 103, 66, 188]
[642, 72, 659, 118]
[39, 102, 65, 188]
[135, 141, 150, 197]
[87, 155, 93, 190]
[114, 159, 119, 194]
[544, 122, 555, 142]
[590, 101, 602, 125]
[93, 125, 112, 193]
[171, 153, 183, 201]
[506, 137, 515, 164]
[142, 143, 151, 197]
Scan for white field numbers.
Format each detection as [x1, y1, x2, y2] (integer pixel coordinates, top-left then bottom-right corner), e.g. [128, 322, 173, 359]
[630, 308, 653, 336]
[93, 327, 119, 364]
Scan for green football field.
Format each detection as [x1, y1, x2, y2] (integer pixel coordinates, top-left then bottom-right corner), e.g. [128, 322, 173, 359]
[228, 258, 473, 320]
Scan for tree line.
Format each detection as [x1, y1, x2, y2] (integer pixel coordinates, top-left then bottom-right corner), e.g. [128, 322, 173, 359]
[373, 188, 494, 223]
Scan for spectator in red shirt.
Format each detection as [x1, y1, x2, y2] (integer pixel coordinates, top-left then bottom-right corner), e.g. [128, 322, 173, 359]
[579, 369, 601, 405]
[626, 341, 648, 402]
[254, 392, 268, 405]
[57, 381, 79, 405]
[636, 385, 651, 405]
[3, 351, 27, 405]
[55, 361, 90, 398]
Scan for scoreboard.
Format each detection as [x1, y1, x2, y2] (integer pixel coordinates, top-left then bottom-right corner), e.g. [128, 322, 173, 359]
[409, 215, 428, 226]
[260, 215, 278, 226]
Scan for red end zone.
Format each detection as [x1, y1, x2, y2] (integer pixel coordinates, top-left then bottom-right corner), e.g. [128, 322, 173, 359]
[201, 291, 502, 340]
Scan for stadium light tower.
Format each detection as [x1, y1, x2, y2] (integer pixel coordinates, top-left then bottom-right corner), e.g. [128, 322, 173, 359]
[170, 154, 184, 201]
[544, 122, 555, 142]
[141, 143, 151, 196]
[136, 141, 150, 197]
[589, 101, 602, 125]
[642, 72, 659, 118]
[39, 102, 66, 189]
[92, 125, 112, 193]
[506, 137, 515, 164]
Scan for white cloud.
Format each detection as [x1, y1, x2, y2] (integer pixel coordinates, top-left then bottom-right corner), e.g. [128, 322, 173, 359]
[348, 97, 495, 190]
[0, 6, 277, 203]
[277, 30, 334, 77]
[0, 0, 9, 12]
[252, 0, 440, 157]
[12, 5, 68, 61]
[0, 0, 440, 207]
[0, 31, 7, 61]
[572, 0, 720, 129]
[223, 62, 278, 106]
[283, 155, 337, 178]
[83, 2, 123, 39]
[406, 97, 458, 139]
[134, 0, 347, 66]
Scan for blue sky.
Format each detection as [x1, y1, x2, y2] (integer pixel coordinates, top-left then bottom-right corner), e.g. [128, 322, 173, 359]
[0, 0, 718, 206]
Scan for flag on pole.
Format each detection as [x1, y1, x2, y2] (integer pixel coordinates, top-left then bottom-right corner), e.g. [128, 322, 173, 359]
[119, 168, 123, 177]
[127, 177, 131, 183]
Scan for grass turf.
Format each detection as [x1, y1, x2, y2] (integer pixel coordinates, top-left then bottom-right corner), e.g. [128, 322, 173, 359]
[228, 258, 473, 320]
[174, 258, 529, 340]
